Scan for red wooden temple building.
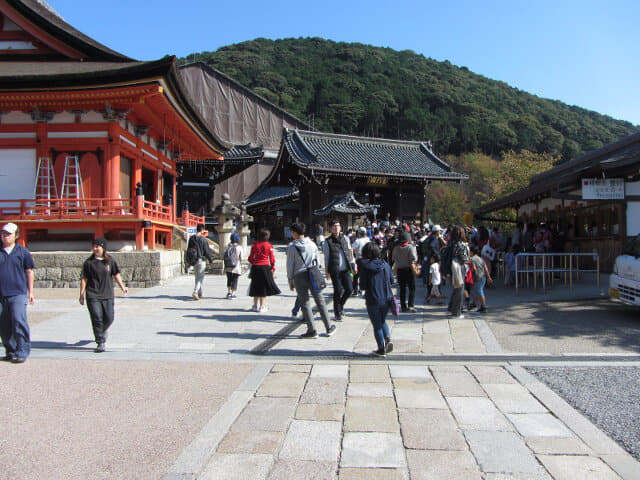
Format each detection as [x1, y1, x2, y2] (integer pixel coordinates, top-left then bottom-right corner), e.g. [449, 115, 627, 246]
[0, 0, 231, 250]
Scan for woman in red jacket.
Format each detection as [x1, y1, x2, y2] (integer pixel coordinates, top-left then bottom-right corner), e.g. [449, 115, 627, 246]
[248, 228, 281, 312]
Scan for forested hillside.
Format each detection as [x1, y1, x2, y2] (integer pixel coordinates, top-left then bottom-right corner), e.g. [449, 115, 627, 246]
[180, 37, 637, 161]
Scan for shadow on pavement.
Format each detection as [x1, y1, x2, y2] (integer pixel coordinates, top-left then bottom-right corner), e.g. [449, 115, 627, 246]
[32, 340, 93, 349]
[487, 299, 640, 352]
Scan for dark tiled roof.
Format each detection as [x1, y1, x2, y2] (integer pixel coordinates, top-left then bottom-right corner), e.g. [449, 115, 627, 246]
[224, 144, 264, 163]
[474, 131, 640, 215]
[245, 185, 298, 207]
[5, 0, 131, 61]
[314, 192, 379, 216]
[283, 129, 467, 180]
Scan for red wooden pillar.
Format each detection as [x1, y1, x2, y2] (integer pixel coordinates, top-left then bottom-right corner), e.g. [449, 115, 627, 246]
[105, 124, 121, 201]
[148, 225, 156, 250]
[135, 222, 144, 250]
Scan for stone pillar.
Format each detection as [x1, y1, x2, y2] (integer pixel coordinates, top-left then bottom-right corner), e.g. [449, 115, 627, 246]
[238, 216, 253, 257]
[215, 219, 235, 253]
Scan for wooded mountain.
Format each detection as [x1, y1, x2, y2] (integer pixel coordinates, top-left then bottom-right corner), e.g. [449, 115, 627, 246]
[180, 38, 638, 161]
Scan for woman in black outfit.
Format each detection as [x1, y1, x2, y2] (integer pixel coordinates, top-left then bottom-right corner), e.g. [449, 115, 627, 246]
[79, 238, 128, 352]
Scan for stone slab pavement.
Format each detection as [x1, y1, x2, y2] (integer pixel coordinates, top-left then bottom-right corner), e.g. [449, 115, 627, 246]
[2, 245, 640, 478]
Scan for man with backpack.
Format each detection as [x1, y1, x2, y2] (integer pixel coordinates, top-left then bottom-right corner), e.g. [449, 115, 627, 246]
[186, 224, 213, 300]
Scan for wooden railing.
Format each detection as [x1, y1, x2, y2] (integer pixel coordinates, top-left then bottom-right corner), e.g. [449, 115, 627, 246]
[177, 210, 205, 227]
[0, 198, 207, 228]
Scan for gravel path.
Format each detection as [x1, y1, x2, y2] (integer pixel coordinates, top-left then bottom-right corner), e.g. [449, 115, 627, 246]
[526, 366, 640, 461]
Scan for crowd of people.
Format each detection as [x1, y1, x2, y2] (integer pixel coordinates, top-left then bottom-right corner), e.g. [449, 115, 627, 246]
[1, 218, 562, 363]
[235, 218, 548, 357]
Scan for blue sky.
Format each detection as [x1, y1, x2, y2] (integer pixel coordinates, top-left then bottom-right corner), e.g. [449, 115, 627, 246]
[51, 0, 639, 126]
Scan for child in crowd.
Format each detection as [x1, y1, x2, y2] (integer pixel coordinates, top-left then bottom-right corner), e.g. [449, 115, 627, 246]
[470, 246, 492, 312]
[426, 254, 445, 304]
[503, 245, 516, 287]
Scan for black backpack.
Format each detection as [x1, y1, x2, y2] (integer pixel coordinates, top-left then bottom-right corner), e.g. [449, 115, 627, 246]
[185, 246, 198, 266]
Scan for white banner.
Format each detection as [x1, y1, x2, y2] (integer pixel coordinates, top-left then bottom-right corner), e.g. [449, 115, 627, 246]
[582, 178, 624, 200]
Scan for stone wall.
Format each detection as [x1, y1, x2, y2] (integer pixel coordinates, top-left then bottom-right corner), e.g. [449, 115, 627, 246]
[32, 250, 183, 288]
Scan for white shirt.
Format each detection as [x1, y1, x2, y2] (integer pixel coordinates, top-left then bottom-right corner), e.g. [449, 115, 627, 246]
[352, 237, 370, 259]
[429, 262, 441, 286]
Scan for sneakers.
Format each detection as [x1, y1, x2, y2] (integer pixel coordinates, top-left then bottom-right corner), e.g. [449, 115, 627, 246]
[326, 324, 337, 336]
[230, 294, 237, 300]
[408, 307, 418, 313]
[385, 341, 394, 354]
[477, 306, 487, 313]
[373, 348, 386, 357]
[258, 306, 269, 313]
[11, 357, 26, 364]
[225, 293, 231, 299]
[301, 330, 318, 339]
[192, 293, 200, 301]
[333, 315, 343, 322]
[1, 354, 13, 362]
[250, 305, 259, 312]
[95, 343, 106, 353]
[451, 314, 465, 319]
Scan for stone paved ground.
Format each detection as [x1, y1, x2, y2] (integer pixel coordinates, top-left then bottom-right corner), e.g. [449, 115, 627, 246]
[2, 245, 639, 479]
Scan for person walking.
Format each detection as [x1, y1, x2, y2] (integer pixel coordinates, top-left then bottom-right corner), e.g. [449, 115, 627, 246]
[351, 227, 370, 295]
[0, 223, 35, 363]
[248, 228, 280, 312]
[470, 245, 492, 312]
[286, 223, 336, 338]
[223, 232, 242, 299]
[358, 242, 394, 357]
[392, 230, 418, 312]
[322, 220, 356, 321]
[449, 225, 470, 319]
[188, 223, 213, 300]
[79, 238, 128, 353]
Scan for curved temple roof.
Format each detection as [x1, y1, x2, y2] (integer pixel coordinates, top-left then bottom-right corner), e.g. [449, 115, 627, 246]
[282, 129, 467, 181]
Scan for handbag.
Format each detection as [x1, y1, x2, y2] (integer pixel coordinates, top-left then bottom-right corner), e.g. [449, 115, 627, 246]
[294, 246, 326, 292]
[390, 294, 400, 316]
[464, 262, 474, 285]
[396, 245, 421, 277]
[451, 260, 463, 288]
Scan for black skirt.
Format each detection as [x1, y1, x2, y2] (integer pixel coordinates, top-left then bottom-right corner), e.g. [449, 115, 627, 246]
[248, 265, 281, 297]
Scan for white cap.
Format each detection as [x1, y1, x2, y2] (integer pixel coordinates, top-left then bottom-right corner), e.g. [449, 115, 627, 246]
[432, 224, 441, 232]
[1, 222, 18, 234]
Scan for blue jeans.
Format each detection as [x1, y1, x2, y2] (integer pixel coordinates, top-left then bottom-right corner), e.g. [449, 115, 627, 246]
[193, 259, 207, 296]
[471, 276, 486, 299]
[366, 303, 390, 349]
[87, 298, 115, 344]
[0, 294, 30, 359]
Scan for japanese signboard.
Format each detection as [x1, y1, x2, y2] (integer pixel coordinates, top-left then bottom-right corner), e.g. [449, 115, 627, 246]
[581, 178, 624, 200]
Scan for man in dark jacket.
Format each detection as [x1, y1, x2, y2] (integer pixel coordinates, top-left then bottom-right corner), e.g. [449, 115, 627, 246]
[187, 224, 213, 300]
[0, 223, 35, 363]
[322, 220, 356, 321]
